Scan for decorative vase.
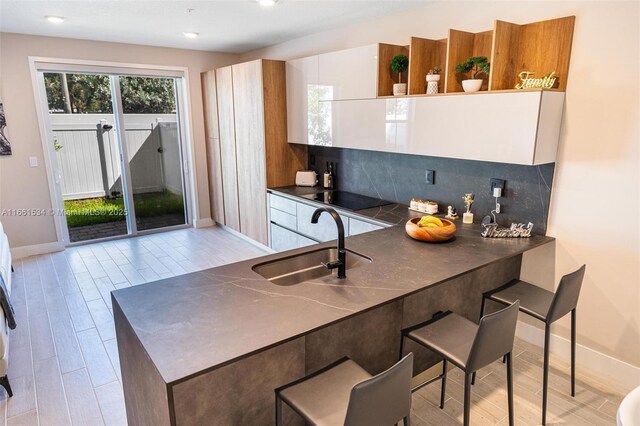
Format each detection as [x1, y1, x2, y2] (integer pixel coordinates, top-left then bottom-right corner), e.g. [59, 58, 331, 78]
[463, 212, 474, 224]
[393, 83, 407, 96]
[462, 79, 483, 92]
[426, 74, 440, 95]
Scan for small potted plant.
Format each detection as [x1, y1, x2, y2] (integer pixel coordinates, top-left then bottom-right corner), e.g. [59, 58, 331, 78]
[391, 54, 409, 96]
[426, 66, 441, 82]
[455, 56, 490, 92]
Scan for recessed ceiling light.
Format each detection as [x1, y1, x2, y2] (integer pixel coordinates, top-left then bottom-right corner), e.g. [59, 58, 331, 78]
[183, 32, 199, 39]
[45, 16, 65, 24]
[257, 0, 277, 6]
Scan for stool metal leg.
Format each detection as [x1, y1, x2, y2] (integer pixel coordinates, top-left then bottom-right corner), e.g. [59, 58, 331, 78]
[275, 394, 282, 426]
[542, 324, 551, 425]
[440, 359, 448, 409]
[463, 373, 472, 426]
[403, 415, 411, 426]
[571, 309, 576, 397]
[506, 352, 514, 426]
[399, 335, 405, 361]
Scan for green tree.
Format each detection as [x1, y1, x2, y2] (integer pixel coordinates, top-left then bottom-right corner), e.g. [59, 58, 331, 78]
[43, 73, 176, 114]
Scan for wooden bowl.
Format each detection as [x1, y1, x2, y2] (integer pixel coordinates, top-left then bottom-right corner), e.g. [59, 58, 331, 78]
[405, 217, 457, 243]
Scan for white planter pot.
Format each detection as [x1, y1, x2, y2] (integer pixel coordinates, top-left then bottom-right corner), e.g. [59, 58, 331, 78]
[462, 79, 483, 92]
[393, 83, 407, 96]
[426, 74, 441, 82]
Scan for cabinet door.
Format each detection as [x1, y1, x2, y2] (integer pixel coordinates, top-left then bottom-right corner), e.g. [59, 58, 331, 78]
[286, 56, 318, 145]
[215, 66, 240, 231]
[207, 138, 225, 225]
[331, 99, 395, 152]
[296, 202, 347, 242]
[232, 60, 269, 245]
[318, 45, 378, 101]
[348, 218, 383, 236]
[401, 92, 543, 164]
[270, 223, 300, 252]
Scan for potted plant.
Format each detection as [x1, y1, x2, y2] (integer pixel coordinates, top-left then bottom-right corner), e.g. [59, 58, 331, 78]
[391, 54, 409, 95]
[455, 56, 490, 92]
[426, 66, 441, 82]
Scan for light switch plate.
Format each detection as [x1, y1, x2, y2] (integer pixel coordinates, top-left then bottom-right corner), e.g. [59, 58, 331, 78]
[29, 156, 38, 167]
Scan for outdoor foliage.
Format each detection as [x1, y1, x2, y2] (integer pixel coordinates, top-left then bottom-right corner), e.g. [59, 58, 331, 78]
[44, 73, 176, 114]
[455, 56, 490, 79]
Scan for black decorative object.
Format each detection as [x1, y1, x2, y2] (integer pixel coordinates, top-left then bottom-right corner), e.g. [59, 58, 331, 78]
[0, 102, 12, 156]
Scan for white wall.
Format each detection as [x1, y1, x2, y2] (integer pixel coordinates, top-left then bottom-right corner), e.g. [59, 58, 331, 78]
[242, 1, 640, 373]
[0, 33, 239, 249]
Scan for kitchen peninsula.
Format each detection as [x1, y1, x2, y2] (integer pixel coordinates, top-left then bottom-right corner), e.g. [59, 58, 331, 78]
[113, 199, 554, 425]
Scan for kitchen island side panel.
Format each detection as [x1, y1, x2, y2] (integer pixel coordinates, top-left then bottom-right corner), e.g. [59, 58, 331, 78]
[114, 300, 172, 426]
[171, 337, 305, 426]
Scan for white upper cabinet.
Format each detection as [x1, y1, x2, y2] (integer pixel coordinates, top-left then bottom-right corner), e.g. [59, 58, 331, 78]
[286, 55, 318, 145]
[395, 90, 564, 165]
[330, 99, 396, 152]
[317, 44, 378, 101]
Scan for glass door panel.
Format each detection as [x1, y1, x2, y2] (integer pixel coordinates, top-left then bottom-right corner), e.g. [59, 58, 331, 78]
[119, 76, 187, 232]
[43, 72, 129, 242]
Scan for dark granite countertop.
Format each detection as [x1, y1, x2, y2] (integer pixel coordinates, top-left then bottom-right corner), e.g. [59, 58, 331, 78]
[113, 218, 554, 385]
[268, 186, 422, 226]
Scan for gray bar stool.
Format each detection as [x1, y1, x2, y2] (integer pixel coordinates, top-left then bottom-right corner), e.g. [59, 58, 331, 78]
[275, 353, 413, 426]
[400, 301, 519, 426]
[478, 265, 586, 425]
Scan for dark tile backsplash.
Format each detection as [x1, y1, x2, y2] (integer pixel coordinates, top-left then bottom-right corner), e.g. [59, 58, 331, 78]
[308, 146, 555, 235]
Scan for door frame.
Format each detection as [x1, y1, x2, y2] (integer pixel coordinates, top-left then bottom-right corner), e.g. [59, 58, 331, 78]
[29, 57, 198, 246]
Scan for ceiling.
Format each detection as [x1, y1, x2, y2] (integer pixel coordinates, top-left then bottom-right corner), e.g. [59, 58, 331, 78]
[0, 0, 421, 53]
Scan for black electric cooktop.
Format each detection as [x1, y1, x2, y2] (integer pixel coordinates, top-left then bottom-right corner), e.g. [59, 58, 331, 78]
[302, 191, 393, 211]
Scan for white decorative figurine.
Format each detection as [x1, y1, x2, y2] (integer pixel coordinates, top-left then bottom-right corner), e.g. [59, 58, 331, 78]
[462, 193, 475, 224]
[446, 205, 459, 220]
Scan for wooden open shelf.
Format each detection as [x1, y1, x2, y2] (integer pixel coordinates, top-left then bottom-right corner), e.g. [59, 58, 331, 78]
[375, 15, 575, 98]
[408, 37, 447, 95]
[444, 29, 493, 93]
[490, 16, 575, 91]
[377, 43, 410, 97]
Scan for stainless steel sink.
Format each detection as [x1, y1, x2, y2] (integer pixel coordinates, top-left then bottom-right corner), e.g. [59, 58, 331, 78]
[252, 247, 372, 286]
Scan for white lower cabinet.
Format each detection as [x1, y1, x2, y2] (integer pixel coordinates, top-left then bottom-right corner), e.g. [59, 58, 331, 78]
[270, 224, 315, 252]
[348, 218, 383, 236]
[268, 193, 386, 252]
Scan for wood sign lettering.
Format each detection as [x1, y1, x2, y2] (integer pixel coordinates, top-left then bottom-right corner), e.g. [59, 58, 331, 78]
[514, 71, 558, 90]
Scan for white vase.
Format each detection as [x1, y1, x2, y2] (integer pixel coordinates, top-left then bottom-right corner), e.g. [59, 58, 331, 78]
[426, 74, 441, 82]
[426, 81, 439, 95]
[462, 79, 483, 92]
[393, 83, 407, 96]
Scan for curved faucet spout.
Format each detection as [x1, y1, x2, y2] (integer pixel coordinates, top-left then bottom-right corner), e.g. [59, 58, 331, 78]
[311, 207, 346, 279]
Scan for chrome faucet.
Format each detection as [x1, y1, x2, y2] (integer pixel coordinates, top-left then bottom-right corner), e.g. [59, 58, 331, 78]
[311, 207, 346, 279]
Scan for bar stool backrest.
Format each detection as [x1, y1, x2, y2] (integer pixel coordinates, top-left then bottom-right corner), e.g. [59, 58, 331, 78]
[547, 265, 586, 323]
[466, 301, 520, 373]
[344, 353, 413, 426]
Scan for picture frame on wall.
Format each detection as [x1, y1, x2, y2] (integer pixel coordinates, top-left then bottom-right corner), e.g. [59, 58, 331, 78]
[0, 100, 12, 156]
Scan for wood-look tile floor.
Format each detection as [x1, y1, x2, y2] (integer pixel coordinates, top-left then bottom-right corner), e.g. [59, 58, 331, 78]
[0, 226, 626, 425]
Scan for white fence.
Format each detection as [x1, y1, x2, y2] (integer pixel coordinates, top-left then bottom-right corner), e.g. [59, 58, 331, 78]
[51, 114, 183, 200]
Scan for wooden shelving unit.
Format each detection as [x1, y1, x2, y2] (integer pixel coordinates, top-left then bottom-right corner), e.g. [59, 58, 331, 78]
[445, 29, 493, 93]
[375, 15, 575, 97]
[377, 43, 409, 97]
[490, 16, 575, 91]
[408, 37, 447, 95]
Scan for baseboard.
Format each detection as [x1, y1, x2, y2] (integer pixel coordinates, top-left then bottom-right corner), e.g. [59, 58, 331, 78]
[11, 241, 65, 259]
[516, 320, 640, 390]
[194, 217, 215, 228]
[217, 223, 275, 254]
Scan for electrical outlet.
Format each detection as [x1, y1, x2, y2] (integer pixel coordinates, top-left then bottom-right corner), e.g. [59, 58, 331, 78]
[425, 170, 435, 185]
[490, 178, 505, 194]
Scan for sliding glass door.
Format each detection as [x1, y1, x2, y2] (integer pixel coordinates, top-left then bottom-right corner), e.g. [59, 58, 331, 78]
[39, 69, 190, 244]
